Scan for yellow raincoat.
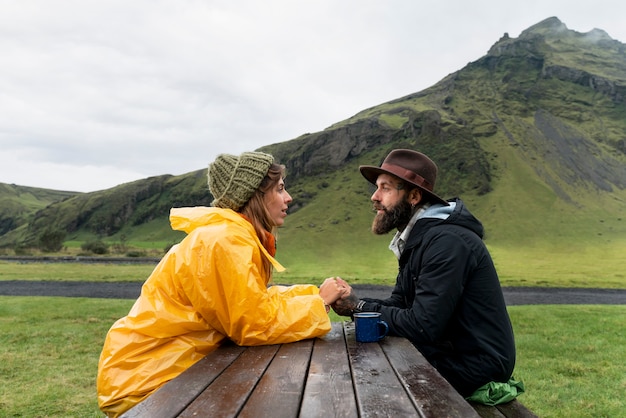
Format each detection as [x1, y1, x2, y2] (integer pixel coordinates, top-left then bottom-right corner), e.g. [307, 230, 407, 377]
[97, 207, 331, 417]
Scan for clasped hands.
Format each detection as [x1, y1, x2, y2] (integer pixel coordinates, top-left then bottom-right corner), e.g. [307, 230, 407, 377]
[319, 277, 361, 316]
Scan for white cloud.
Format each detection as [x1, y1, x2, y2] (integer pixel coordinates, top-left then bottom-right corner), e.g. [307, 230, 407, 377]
[0, 0, 624, 192]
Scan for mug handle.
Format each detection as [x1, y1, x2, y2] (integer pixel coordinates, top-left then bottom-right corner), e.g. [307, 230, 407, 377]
[377, 320, 389, 340]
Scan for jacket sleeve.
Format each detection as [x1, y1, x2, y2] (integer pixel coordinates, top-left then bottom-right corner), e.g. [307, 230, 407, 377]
[370, 228, 476, 343]
[177, 226, 331, 345]
[361, 278, 408, 307]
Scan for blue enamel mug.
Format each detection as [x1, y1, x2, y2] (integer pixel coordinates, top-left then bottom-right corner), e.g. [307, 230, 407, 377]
[354, 312, 389, 342]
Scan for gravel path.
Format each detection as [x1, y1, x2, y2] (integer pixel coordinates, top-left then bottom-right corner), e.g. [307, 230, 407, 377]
[1, 281, 625, 305]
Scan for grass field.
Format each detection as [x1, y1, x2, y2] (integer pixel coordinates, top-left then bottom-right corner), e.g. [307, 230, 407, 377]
[0, 235, 624, 417]
[1, 295, 624, 417]
[2, 237, 624, 289]
[0, 296, 122, 417]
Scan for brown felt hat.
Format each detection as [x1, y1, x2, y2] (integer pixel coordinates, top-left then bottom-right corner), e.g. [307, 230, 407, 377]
[359, 149, 449, 206]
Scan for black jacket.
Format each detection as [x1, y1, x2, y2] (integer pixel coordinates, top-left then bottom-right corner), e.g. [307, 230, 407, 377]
[360, 198, 516, 396]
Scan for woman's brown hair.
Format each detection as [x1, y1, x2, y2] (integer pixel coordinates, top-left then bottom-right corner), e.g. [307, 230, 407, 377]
[239, 162, 285, 280]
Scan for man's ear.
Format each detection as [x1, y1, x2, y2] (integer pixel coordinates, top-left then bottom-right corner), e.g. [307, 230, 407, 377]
[408, 188, 422, 206]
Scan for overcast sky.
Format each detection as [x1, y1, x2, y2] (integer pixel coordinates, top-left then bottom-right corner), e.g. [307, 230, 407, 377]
[1, 0, 624, 192]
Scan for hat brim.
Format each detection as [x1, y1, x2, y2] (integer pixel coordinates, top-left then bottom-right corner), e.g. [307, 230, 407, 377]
[360, 165, 449, 206]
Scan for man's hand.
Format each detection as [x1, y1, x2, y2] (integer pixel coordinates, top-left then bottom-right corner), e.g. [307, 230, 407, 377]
[331, 289, 360, 317]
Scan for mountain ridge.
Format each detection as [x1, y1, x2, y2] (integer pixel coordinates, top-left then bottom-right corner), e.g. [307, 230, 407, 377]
[1, 17, 624, 253]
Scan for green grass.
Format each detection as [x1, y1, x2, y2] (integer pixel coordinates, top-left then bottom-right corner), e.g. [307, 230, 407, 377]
[274, 239, 626, 289]
[2, 231, 622, 416]
[509, 305, 626, 417]
[2, 238, 625, 290]
[0, 296, 134, 417]
[1, 296, 624, 417]
[2, 236, 625, 290]
[0, 261, 155, 282]
[487, 242, 626, 288]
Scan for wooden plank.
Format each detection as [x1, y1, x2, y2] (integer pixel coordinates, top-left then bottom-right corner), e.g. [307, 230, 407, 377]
[380, 336, 481, 418]
[469, 402, 506, 418]
[120, 343, 245, 418]
[469, 399, 538, 418]
[238, 339, 314, 418]
[300, 322, 358, 418]
[344, 321, 420, 417]
[178, 344, 280, 418]
[495, 399, 539, 418]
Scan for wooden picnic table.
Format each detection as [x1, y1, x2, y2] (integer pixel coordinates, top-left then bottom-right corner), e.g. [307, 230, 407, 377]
[121, 321, 535, 418]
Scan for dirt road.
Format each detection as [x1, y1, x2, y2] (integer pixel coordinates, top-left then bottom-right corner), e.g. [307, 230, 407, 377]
[1, 280, 625, 305]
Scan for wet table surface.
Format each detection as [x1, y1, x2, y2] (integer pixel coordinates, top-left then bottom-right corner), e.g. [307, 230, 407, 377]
[121, 321, 481, 418]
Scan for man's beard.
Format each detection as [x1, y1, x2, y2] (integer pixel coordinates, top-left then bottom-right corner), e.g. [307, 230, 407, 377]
[371, 198, 413, 235]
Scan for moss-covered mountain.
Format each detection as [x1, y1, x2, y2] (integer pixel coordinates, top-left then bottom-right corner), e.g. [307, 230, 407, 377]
[261, 17, 625, 246]
[1, 17, 624, 257]
[0, 184, 77, 239]
[0, 171, 212, 247]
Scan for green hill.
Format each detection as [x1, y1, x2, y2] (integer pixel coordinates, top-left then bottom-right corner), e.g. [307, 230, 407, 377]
[1, 17, 624, 287]
[260, 17, 626, 283]
[0, 172, 211, 248]
[0, 184, 79, 244]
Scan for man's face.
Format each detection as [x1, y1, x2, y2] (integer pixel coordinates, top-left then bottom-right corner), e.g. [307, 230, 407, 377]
[370, 174, 412, 235]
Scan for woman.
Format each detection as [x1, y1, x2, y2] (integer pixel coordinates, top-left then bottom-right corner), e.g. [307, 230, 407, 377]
[97, 151, 345, 417]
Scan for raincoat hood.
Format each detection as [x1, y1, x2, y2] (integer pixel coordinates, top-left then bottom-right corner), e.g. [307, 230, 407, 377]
[170, 206, 285, 272]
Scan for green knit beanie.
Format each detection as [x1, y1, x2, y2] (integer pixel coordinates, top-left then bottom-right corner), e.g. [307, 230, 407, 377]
[208, 151, 274, 211]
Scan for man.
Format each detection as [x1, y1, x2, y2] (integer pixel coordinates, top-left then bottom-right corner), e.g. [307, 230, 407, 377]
[332, 149, 516, 397]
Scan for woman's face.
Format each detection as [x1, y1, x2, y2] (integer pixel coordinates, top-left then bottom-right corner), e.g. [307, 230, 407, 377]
[263, 178, 292, 227]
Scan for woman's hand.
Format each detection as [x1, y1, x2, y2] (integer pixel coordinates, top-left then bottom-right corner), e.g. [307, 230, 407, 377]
[334, 277, 352, 294]
[319, 277, 349, 306]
